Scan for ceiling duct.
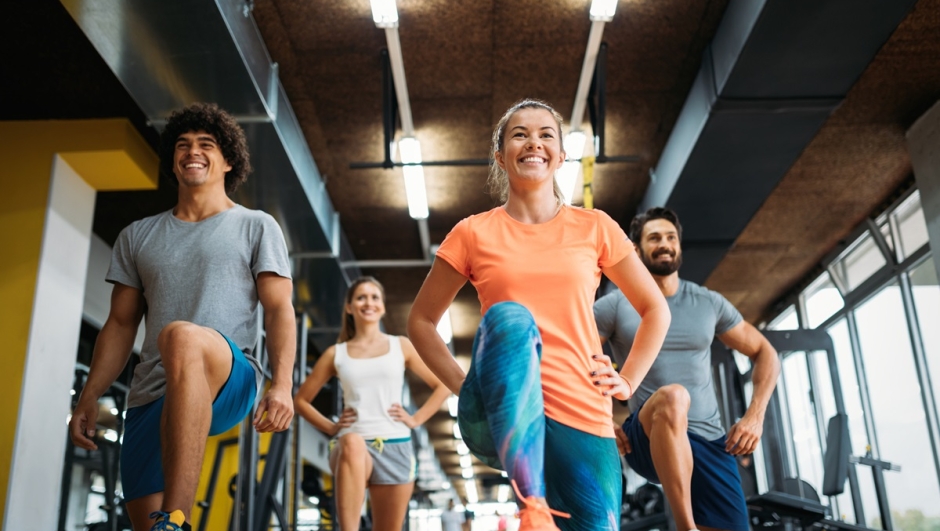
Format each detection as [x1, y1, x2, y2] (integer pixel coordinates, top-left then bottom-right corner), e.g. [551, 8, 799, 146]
[642, 0, 919, 283]
[60, 0, 358, 349]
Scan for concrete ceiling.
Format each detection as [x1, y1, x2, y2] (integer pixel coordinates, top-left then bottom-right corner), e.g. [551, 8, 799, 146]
[4, 0, 940, 503]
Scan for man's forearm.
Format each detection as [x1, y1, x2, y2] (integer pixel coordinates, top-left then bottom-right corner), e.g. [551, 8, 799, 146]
[81, 320, 136, 401]
[264, 304, 297, 389]
[746, 346, 780, 418]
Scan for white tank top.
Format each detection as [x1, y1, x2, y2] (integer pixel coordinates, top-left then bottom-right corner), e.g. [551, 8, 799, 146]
[334, 335, 411, 439]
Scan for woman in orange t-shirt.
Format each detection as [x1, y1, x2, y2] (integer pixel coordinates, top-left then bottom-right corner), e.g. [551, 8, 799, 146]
[408, 99, 670, 531]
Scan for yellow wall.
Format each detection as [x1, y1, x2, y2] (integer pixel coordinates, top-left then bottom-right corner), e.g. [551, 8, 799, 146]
[0, 120, 157, 525]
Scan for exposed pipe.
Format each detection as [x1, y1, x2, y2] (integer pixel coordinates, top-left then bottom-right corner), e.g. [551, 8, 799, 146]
[384, 27, 414, 136]
[570, 20, 607, 134]
[342, 259, 431, 269]
[350, 158, 491, 169]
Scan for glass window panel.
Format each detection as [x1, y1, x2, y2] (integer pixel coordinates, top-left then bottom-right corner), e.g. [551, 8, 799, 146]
[826, 320, 871, 455]
[804, 273, 844, 329]
[782, 353, 825, 496]
[832, 233, 887, 292]
[810, 351, 837, 425]
[855, 283, 940, 522]
[828, 313, 878, 524]
[770, 306, 799, 330]
[910, 257, 940, 428]
[894, 192, 929, 260]
[809, 348, 860, 523]
[776, 370, 799, 479]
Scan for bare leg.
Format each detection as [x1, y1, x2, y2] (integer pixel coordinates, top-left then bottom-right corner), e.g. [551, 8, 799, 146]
[333, 433, 374, 530]
[126, 492, 162, 531]
[370, 482, 415, 531]
[638, 384, 696, 531]
[158, 322, 233, 522]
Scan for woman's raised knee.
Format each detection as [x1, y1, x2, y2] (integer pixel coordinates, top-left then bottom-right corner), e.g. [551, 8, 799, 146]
[480, 301, 537, 336]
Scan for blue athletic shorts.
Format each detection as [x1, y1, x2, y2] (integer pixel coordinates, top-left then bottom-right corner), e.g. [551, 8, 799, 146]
[622, 405, 749, 531]
[121, 332, 258, 501]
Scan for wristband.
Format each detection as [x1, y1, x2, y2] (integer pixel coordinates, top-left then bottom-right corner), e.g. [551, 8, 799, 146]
[619, 374, 634, 398]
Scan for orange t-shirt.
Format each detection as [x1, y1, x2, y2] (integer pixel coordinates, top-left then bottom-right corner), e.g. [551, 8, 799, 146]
[436, 205, 634, 437]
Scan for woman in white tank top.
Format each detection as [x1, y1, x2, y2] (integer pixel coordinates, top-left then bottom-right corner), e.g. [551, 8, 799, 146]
[294, 277, 451, 531]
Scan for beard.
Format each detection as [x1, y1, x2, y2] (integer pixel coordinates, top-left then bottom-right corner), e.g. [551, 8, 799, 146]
[640, 248, 682, 276]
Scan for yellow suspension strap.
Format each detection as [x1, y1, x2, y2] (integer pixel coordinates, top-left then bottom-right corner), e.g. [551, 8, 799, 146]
[582, 155, 595, 210]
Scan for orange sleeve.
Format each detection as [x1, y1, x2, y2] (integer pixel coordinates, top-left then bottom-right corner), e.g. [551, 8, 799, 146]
[435, 217, 472, 278]
[595, 209, 634, 268]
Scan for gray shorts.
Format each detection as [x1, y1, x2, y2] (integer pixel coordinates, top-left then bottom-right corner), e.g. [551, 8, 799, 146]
[329, 436, 416, 485]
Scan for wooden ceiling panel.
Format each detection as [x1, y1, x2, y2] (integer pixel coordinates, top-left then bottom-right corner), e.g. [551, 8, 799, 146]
[492, 0, 589, 49]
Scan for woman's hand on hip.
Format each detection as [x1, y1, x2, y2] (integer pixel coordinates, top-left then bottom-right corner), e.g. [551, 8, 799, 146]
[591, 354, 633, 400]
[389, 403, 417, 428]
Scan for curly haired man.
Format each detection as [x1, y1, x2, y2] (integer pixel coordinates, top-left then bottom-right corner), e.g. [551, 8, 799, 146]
[69, 103, 296, 531]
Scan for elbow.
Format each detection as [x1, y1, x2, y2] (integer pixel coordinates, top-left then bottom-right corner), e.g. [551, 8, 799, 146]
[406, 312, 427, 343]
[656, 304, 672, 329]
[293, 395, 307, 411]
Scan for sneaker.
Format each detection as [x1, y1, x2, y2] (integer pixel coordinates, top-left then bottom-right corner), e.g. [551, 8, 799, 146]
[149, 510, 190, 531]
[511, 480, 570, 531]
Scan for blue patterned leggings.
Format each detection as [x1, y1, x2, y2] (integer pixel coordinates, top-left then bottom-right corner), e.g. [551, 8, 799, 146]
[457, 301, 622, 530]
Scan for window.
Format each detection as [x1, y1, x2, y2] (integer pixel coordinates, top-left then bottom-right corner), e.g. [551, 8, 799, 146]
[827, 319, 877, 524]
[893, 192, 929, 260]
[782, 353, 825, 495]
[803, 273, 844, 328]
[830, 233, 887, 293]
[826, 320, 870, 455]
[855, 283, 940, 522]
[769, 306, 799, 330]
[910, 257, 940, 425]
[763, 186, 940, 525]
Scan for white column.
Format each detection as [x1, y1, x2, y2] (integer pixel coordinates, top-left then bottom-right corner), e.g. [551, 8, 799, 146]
[908, 99, 940, 280]
[5, 156, 96, 531]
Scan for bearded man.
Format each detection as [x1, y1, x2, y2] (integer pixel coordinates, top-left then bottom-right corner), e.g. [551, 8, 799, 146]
[594, 207, 780, 531]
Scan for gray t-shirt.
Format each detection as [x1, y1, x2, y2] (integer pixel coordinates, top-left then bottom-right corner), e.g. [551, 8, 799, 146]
[594, 279, 742, 439]
[107, 205, 292, 408]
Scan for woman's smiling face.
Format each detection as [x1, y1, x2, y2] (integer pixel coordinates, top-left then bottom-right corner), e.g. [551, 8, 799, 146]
[495, 107, 566, 188]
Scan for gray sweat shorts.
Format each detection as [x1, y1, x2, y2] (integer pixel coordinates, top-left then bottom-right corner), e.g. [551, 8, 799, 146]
[329, 436, 416, 485]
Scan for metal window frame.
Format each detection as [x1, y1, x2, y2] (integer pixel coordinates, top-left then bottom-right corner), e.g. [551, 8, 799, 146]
[768, 185, 940, 525]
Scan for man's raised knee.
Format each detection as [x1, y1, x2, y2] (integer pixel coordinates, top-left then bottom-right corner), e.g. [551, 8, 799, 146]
[157, 321, 203, 364]
[651, 384, 691, 426]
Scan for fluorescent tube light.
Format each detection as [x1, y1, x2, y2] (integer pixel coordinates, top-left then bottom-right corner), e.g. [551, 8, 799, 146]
[564, 131, 587, 160]
[398, 136, 422, 164]
[399, 137, 428, 219]
[465, 481, 478, 502]
[370, 0, 399, 28]
[447, 394, 459, 417]
[590, 0, 618, 22]
[555, 131, 587, 205]
[456, 440, 470, 455]
[403, 166, 429, 219]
